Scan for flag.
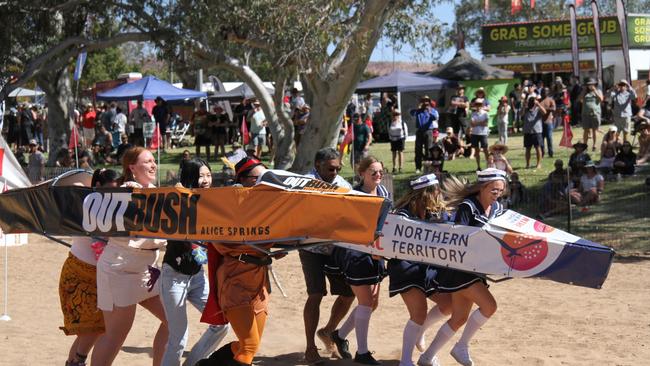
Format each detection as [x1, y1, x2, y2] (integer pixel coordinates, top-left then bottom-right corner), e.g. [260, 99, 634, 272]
[0, 135, 31, 189]
[531, 0, 536, 9]
[569, 4, 580, 77]
[511, 0, 523, 14]
[241, 115, 250, 146]
[560, 115, 574, 148]
[68, 125, 80, 150]
[591, 0, 603, 85]
[616, 0, 632, 84]
[149, 123, 162, 150]
[73, 52, 87, 81]
[576, 0, 584, 6]
[339, 123, 353, 156]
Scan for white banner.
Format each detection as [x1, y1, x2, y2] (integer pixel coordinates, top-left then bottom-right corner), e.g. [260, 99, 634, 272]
[0, 135, 31, 190]
[336, 212, 613, 288]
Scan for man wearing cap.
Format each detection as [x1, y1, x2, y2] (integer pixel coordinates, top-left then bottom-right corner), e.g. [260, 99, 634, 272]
[410, 96, 439, 174]
[449, 85, 469, 139]
[522, 94, 547, 169]
[579, 78, 604, 152]
[508, 84, 523, 133]
[610, 79, 637, 142]
[300, 147, 355, 364]
[27, 139, 45, 184]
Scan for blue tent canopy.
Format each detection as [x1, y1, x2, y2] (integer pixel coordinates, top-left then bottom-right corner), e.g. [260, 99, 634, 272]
[96, 76, 207, 101]
[355, 70, 457, 94]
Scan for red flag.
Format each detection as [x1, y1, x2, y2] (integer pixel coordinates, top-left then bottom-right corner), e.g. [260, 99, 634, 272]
[0, 147, 4, 176]
[576, 0, 584, 6]
[68, 125, 80, 150]
[484, 0, 489, 13]
[365, 115, 373, 133]
[560, 115, 574, 148]
[531, 0, 536, 9]
[241, 115, 250, 146]
[511, 0, 522, 14]
[149, 124, 162, 150]
[339, 122, 353, 155]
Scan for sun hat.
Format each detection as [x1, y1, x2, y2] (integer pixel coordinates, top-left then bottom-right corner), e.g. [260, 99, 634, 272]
[410, 174, 439, 190]
[477, 168, 507, 183]
[28, 139, 38, 146]
[488, 143, 509, 154]
[585, 77, 598, 85]
[609, 125, 618, 132]
[473, 98, 485, 105]
[573, 142, 588, 150]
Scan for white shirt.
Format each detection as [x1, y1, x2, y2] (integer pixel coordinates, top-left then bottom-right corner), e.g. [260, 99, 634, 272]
[471, 111, 489, 136]
[114, 113, 127, 133]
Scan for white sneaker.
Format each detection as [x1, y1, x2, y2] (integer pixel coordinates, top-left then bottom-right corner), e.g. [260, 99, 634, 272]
[450, 343, 473, 366]
[416, 334, 426, 352]
[415, 169, 422, 174]
[417, 355, 440, 366]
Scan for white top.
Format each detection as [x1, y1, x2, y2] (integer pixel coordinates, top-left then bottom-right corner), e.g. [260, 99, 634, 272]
[471, 111, 489, 136]
[114, 113, 127, 133]
[580, 174, 604, 192]
[388, 118, 408, 141]
[70, 236, 98, 266]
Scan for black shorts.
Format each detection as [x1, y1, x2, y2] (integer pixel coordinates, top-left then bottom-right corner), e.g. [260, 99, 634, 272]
[524, 133, 542, 148]
[470, 134, 488, 149]
[390, 139, 405, 152]
[298, 250, 353, 297]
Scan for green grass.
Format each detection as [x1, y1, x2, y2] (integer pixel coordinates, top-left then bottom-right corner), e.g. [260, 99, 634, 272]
[96, 129, 650, 254]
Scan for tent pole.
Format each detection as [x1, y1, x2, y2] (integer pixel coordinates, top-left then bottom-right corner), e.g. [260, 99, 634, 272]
[157, 122, 161, 187]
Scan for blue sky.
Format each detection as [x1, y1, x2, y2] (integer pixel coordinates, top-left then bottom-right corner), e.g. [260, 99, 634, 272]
[370, 2, 482, 64]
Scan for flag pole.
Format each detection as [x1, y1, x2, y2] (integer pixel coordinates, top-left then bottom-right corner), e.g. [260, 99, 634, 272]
[0, 178, 11, 322]
[73, 126, 79, 169]
[157, 121, 161, 187]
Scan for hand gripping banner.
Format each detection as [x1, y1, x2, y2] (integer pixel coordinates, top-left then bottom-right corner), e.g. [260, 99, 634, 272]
[0, 171, 391, 246]
[337, 212, 614, 289]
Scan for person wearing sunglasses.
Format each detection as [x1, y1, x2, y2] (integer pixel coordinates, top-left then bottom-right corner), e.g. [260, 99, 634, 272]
[330, 156, 390, 365]
[418, 168, 507, 366]
[301, 147, 355, 364]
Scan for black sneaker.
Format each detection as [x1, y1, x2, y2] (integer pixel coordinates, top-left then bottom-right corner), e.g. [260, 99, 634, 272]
[354, 351, 381, 365]
[331, 330, 352, 359]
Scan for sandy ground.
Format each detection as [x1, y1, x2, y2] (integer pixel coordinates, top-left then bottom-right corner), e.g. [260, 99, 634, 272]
[0, 235, 648, 366]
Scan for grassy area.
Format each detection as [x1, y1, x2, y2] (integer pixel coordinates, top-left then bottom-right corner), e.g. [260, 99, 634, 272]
[99, 129, 649, 254]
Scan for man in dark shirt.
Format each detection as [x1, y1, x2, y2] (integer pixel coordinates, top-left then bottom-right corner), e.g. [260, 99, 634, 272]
[152, 97, 170, 149]
[450, 85, 469, 140]
[509, 84, 522, 133]
[352, 113, 371, 166]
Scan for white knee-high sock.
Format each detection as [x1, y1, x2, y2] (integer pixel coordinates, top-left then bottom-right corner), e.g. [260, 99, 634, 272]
[338, 307, 356, 339]
[420, 322, 456, 363]
[418, 306, 446, 343]
[354, 305, 373, 354]
[400, 320, 422, 366]
[457, 309, 489, 346]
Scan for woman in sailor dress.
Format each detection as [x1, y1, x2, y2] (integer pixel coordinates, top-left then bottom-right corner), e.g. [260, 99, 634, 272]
[417, 168, 507, 366]
[387, 174, 452, 366]
[329, 156, 389, 365]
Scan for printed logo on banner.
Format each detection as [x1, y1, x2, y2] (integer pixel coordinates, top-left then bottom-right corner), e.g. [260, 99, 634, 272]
[493, 232, 549, 271]
[82, 191, 200, 235]
[533, 221, 554, 233]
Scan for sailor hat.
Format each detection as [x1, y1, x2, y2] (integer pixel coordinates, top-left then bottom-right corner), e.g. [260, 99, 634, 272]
[410, 174, 439, 190]
[477, 168, 507, 183]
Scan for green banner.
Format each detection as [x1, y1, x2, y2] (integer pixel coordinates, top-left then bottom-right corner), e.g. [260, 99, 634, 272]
[482, 14, 650, 54]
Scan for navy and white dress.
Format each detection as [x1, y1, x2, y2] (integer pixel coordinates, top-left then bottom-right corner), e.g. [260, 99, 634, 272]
[326, 184, 390, 286]
[387, 208, 450, 297]
[435, 195, 505, 292]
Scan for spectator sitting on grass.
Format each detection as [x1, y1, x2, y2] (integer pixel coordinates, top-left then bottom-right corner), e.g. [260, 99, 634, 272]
[442, 126, 463, 160]
[570, 161, 604, 208]
[569, 142, 591, 181]
[488, 143, 513, 175]
[600, 125, 620, 159]
[613, 141, 636, 176]
[597, 144, 616, 175]
[636, 122, 650, 165]
[538, 159, 569, 219]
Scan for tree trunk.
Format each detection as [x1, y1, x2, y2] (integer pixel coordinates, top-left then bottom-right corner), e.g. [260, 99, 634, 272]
[290, 0, 395, 173]
[35, 68, 74, 167]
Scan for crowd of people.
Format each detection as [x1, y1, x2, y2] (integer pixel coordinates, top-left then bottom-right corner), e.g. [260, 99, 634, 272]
[53, 141, 513, 366]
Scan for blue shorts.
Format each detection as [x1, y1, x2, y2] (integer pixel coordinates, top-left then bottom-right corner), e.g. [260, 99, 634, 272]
[251, 133, 266, 147]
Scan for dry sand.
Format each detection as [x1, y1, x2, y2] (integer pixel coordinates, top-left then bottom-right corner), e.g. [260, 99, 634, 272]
[0, 235, 648, 365]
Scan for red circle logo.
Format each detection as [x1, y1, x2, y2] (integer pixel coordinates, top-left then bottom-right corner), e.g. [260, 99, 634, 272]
[500, 233, 549, 271]
[533, 221, 554, 233]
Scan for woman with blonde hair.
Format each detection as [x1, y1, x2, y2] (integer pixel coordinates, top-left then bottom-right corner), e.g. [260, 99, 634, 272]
[330, 156, 389, 365]
[389, 174, 452, 366]
[418, 168, 507, 366]
[91, 146, 169, 366]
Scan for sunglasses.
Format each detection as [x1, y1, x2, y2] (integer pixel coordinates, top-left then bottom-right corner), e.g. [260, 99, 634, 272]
[328, 167, 342, 172]
[244, 175, 259, 179]
[367, 169, 384, 176]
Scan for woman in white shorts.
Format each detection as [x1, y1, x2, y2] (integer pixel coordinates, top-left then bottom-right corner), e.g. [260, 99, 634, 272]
[91, 146, 168, 366]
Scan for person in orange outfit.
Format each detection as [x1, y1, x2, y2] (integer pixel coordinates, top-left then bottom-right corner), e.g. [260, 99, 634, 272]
[198, 157, 277, 366]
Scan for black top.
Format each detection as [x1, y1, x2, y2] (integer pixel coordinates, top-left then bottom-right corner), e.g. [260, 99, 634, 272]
[455, 194, 504, 227]
[162, 241, 203, 275]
